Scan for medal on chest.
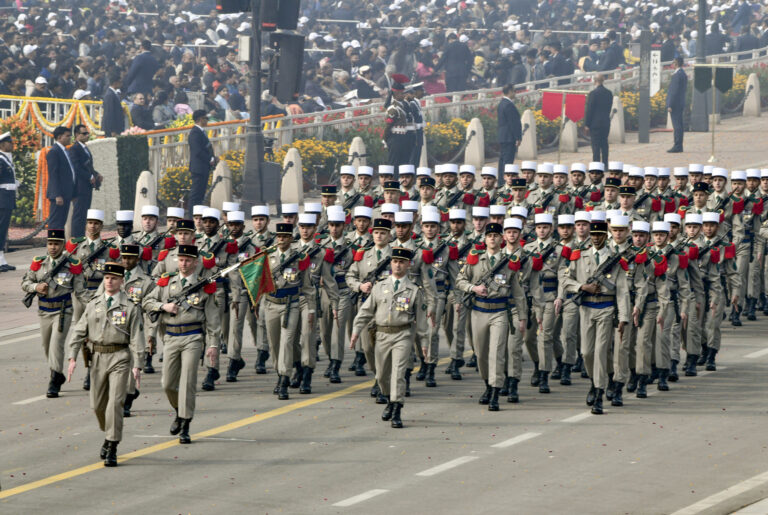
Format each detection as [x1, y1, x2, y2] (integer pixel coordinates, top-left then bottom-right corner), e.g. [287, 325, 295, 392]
[283, 267, 297, 281]
[394, 295, 411, 311]
[493, 273, 507, 286]
[111, 310, 127, 325]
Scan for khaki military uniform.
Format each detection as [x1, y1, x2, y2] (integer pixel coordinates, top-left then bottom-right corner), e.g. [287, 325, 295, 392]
[671, 240, 705, 363]
[121, 266, 154, 397]
[557, 238, 590, 370]
[134, 229, 170, 274]
[744, 191, 764, 305]
[446, 233, 470, 363]
[420, 237, 452, 364]
[617, 245, 644, 384]
[67, 291, 144, 441]
[504, 245, 527, 381]
[198, 233, 236, 367]
[321, 237, 355, 363]
[693, 235, 738, 352]
[248, 229, 276, 355]
[226, 234, 259, 364]
[67, 236, 117, 322]
[351, 275, 429, 403]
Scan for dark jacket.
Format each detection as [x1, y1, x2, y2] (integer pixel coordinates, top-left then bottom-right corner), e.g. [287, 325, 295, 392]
[188, 125, 215, 176]
[666, 68, 688, 111]
[0, 152, 15, 208]
[660, 39, 677, 62]
[124, 51, 160, 95]
[584, 84, 613, 130]
[69, 142, 97, 197]
[438, 41, 473, 78]
[497, 97, 522, 143]
[130, 104, 154, 131]
[102, 88, 124, 136]
[46, 143, 77, 201]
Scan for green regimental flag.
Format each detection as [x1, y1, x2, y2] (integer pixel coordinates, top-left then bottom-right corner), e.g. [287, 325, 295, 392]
[239, 251, 276, 305]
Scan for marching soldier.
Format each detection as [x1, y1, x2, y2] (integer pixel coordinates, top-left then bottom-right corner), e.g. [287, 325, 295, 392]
[337, 166, 360, 209]
[445, 208, 470, 379]
[552, 164, 575, 215]
[743, 169, 763, 320]
[679, 214, 706, 377]
[152, 219, 202, 277]
[143, 245, 221, 443]
[356, 166, 376, 201]
[479, 167, 498, 203]
[317, 185, 339, 235]
[350, 247, 429, 428]
[497, 164, 520, 202]
[459, 165, 481, 204]
[399, 165, 417, 200]
[456, 223, 528, 411]
[502, 217, 526, 402]
[553, 214, 579, 385]
[344, 205, 373, 381]
[568, 163, 590, 209]
[521, 161, 538, 196]
[526, 163, 567, 220]
[192, 205, 207, 238]
[114, 210, 136, 247]
[280, 203, 301, 240]
[617, 185, 645, 221]
[21, 229, 85, 398]
[585, 162, 606, 202]
[621, 221, 650, 398]
[66, 262, 144, 467]
[597, 177, 621, 211]
[372, 165, 395, 203]
[250, 205, 275, 373]
[166, 207, 185, 233]
[135, 205, 172, 275]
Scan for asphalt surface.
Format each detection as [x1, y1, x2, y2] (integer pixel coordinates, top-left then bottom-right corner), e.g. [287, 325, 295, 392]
[1, 247, 768, 514]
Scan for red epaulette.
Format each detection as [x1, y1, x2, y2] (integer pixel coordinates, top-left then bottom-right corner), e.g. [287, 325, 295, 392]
[203, 282, 217, 294]
[508, 254, 521, 271]
[422, 248, 434, 264]
[589, 191, 601, 202]
[463, 193, 475, 205]
[574, 197, 584, 209]
[65, 239, 80, 254]
[448, 244, 459, 260]
[531, 254, 543, 271]
[619, 257, 629, 271]
[677, 252, 689, 269]
[561, 246, 572, 260]
[724, 243, 736, 260]
[324, 248, 335, 263]
[109, 246, 120, 260]
[688, 244, 699, 260]
[476, 195, 490, 208]
[635, 249, 648, 264]
[157, 249, 169, 261]
[141, 246, 153, 261]
[30, 256, 45, 271]
[225, 241, 238, 254]
[653, 255, 668, 277]
[353, 249, 365, 261]
[569, 249, 581, 261]
[156, 275, 171, 287]
[731, 197, 744, 215]
[664, 199, 676, 213]
[202, 253, 216, 269]
[752, 198, 764, 216]
[298, 253, 311, 271]
[164, 236, 177, 250]
[466, 249, 481, 265]
[559, 193, 571, 204]
[363, 195, 373, 208]
[651, 197, 662, 212]
[710, 248, 720, 264]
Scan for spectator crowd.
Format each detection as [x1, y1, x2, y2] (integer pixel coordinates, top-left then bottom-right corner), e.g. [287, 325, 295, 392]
[1, 0, 767, 132]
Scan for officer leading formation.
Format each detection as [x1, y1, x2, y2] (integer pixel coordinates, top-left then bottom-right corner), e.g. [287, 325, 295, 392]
[19, 156, 765, 465]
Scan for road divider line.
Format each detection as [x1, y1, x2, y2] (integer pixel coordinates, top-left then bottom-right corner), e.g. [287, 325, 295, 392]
[562, 412, 592, 423]
[0, 334, 38, 347]
[12, 395, 47, 406]
[333, 489, 389, 507]
[670, 470, 768, 515]
[744, 348, 768, 359]
[415, 456, 479, 477]
[0, 324, 39, 338]
[491, 432, 541, 449]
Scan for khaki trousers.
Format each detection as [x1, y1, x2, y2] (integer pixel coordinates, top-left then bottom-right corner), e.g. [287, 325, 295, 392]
[681, 295, 703, 358]
[328, 289, 352, 362]
[298, 301, 317, 369]
[534, 301, 556, 372]
[506, 310, 524, 380]
[264, 299, 300, 375]
[471, 308, 509, 388]
[375, 329, 411, 404]
[635, 303, 659, 375]
[91, 348, 130, 441]
[579, 305, 613, 389]
[162, 335, 203, 419]
[426, 294, 449, 364]
[39, 311, 72, 373]
[560, 300, 580, 365]
[449, 297, 467, 360]
[229, 297, 251, 360]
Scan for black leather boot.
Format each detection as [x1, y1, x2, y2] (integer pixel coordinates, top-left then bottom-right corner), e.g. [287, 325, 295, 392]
[538, 371, 550, 393]
[273, 375, 281, 395]
[747, 297, 757, 321]
[226, 358, 245, 382]
[467, 353, 477, 369]
[329, 359, 342, 383]
[488, 387, 500, 411]
[46, 369, 59, 398]
[179, 419, 191, 444]
[612, 383, 624, 406]
[451, 359, 463, 380]
[647, 365, 658, 384]
[290, 362, 303, 388]
[83, 369, 91, 391]
[381, 399, 394, 421]
[299, 367, 313, 394]
[551, 358, 563, 380]
[416, 358, 427, 380]
[324, 361, 333, 378]
[560, 364, 572, 385]
[221, 342, 227, 355]
[123, 389, 139, 417]
[685, 355, 698, 376]
[731, 306, 743, 326]
[706, 348, 718, 371]
[530, 362, 540, 386]
[636, 375, 648, 398]
[370, 381, 380, 398]
[669, 360, 679, 382]
[348, 352, 359, 371]
[170, 410, 182, 435]
[586, 381, 597, 406]
[573, 355, 584, 374]
[376, 390, 388, 404]
[658, 368, 670, 391]
[404, 369, 412, 397]
[425, 363, 436, 387]
[591, 389, 604, 415]
[201, 367, 219, 391]
[606, 374, 615, 400]
[355, 352, 367, 376]
[391, 403, 403, 428]
[104, 441, 118, 467]
[507, 377, 519, 403]
[278, 375, 290, 400]
[626, 369, 638, 392]
[444, 359, 455, 375]
[255, 350, 269, 374]
[100, 439, 109, 459]
[500, 375, 509, 396]
[697, 346, 708, 366]
[144, 353, 155, 373]
[479, 381, 492, 405]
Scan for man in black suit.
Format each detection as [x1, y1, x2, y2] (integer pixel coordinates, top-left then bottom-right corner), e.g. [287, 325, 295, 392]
[735, 26, 759, 59]
[666, 58, 688, 153]
[497, 84, 522, 173]
[46, 127, 77, 231]
[437, 33, 473, 92]
[188, 110, 217, 215]
[69, 124, 103, 238]
[584, 74, 614, 167]
[124, 40, 160, 96]
[0, 132, 17, 271]
[548, 41, 574, 85]
[102, 73, 124, 137]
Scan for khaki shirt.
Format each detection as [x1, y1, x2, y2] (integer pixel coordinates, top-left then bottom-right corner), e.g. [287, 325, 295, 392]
[67, 236, 116, 300]
[455, 250, 528, 312]
[265, 247, 317, 312]
[351, 275, 428, 341]
[707, 192, 745, 245]
[21, 253, 86, 312]
[347, 245, 392, 294]
[522, 237, 567, 303]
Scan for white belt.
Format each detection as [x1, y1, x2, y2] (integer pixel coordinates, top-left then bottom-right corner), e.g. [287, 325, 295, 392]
[391, 128, 407, 134]
[405, 125, 416, 131]
[415, 123, 425, 129]
[0, 184, 17, 191]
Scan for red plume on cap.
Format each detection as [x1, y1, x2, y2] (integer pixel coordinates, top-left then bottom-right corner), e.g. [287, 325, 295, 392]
[391, 73, 410, 85]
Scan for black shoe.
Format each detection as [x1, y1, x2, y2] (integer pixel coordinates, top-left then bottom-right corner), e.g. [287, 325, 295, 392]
[648, 366, 658, 385]
[697, 347, 708, 366]
[669, 360, 679, 382]
[405, 369, 412, 397]
[451, 359, 463, 380]
[329, 359, 342, 383]
[179, 419, 191, 444]
[591, 389, 604, 414]
[348, 352, 359, 371]
[0, 263, 16, 271]
[479, 381, 492, 405]
[273, 375, 281, 395]
[83, 369, 91, 391]
[255, 350, 269, 374]
[371, 381, 380, 398]
[323, 361, 333, 378]
[391, 403, 403, 428]
[144, 354, 155, 374]
[612, 383, 624, 407]
[416, 359, 427, 381]
[551, 359, 563, 380]
[731, 308, 743, 327]
[220, 343, 228, 355]
[573, 355, 584, 374]
[626, 370, 638, 392]
[123, 389, 138, 417]
[530, 362, 540, 387]
[170, 413, 182, 435]
[500, 375, 509, 396]
[685, 355, 698, 376]
[658, 368, 670, 391]
[636, 375, 648, 398]
[466, 354, 477, 370]
[538, 371, 550, 394]
[606, 376, 615, 400]
[560, 364, 572, 385]
[201, 367, 219, 391]
[376, 392, 388, 404]
[104, 441, 118, 467]
[299, 367, 313, 394]
[507, 377, 519, 403]
[226, 358, 245, 382]
[444, 359, 455, 375]
[278, 375, 290, 400]
[705, 348, 717, 371]
[581, 368, 590, 379]
[586, 383, 597, 406]
[425, 363, 436, 387]
[382, 400, 394, 421]
[355, 352, 367, 376]
[100, 439, 109, 459]
[667, 147, 683, 153]
[46, 370, 59, 398]
[747, 298, 757, 321]
[290, 362, 303, 388]
[488, 387, 500, 411]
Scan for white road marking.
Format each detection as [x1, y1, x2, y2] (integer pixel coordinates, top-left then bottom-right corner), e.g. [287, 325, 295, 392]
[732, 496, 768, 514]
[562, 412, 592, 423]
[12, 395, 47, 405]
[670, 470, 768, 515]
[415, 456, 479, 477]
[133, 434, 260, 442]
[333, 489, 389, 507]
[0, 334, 38, 347]
[0, 324, 39, 338]
[491, 432, 541, 449]
[744, 348, 768, 359]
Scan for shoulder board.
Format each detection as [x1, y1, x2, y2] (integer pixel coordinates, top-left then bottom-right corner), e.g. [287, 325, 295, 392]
[195, 233, 203, 240]
[68, 256, 82, 274]
[30, 255, 45, 271]
[65, 237, 84, 253]
[68, 256, 81, 265]
[33, 255, 46, 262]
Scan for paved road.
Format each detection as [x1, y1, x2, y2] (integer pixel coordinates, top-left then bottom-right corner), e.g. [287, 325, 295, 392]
[1, 247, 767, 514]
